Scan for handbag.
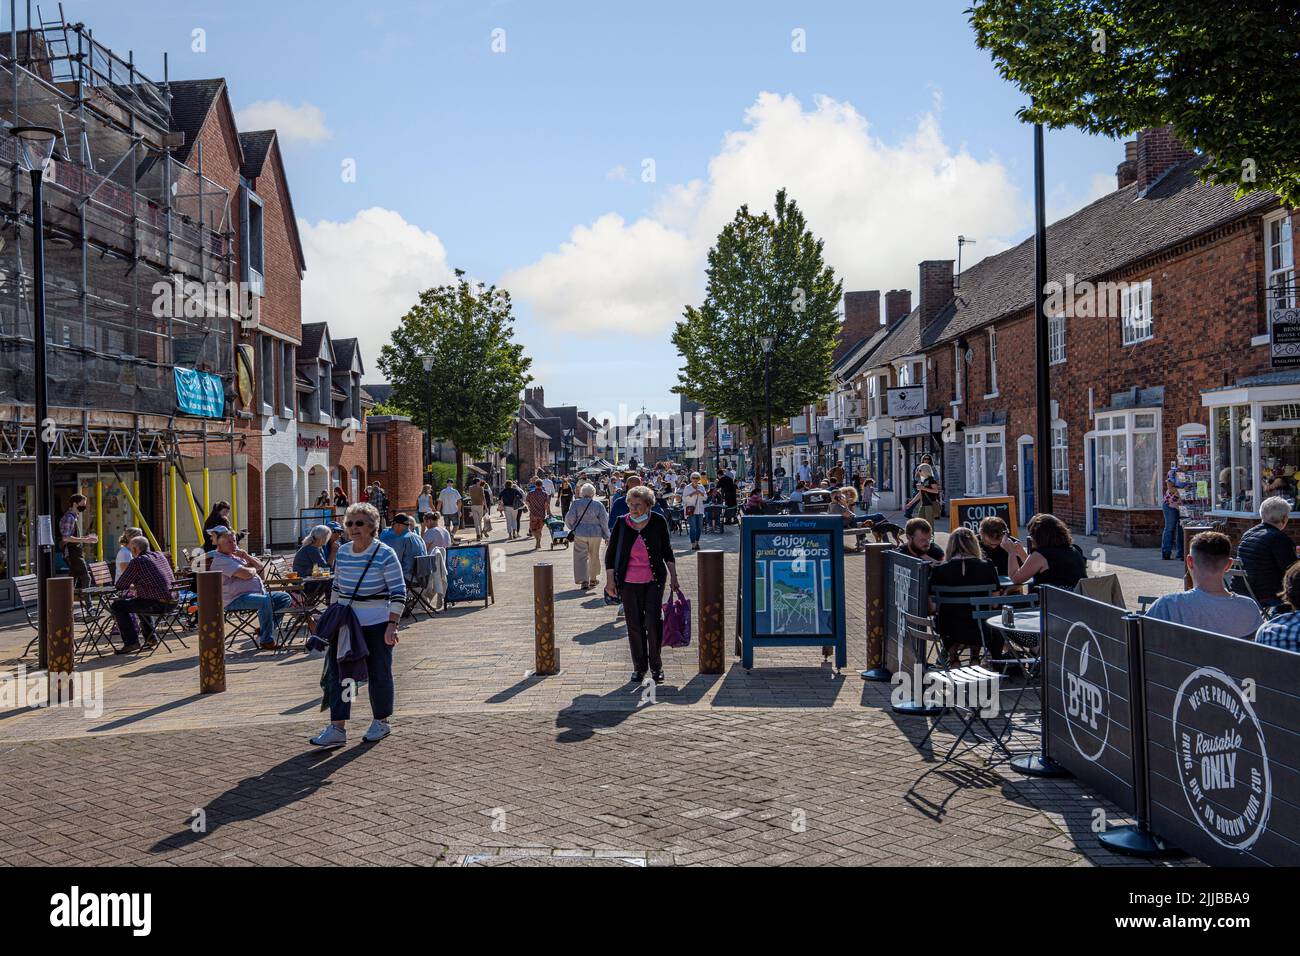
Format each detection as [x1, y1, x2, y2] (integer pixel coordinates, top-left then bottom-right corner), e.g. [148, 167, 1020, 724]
[661, 592, 692, 648]
[483, 515, 493, 532]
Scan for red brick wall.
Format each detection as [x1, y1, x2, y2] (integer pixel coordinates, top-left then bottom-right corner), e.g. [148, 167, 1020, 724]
[838, 290, 880, 360]
[885, 289, 912, 323]
[926, 209, 1291, 545]
[246, 140, 303, 343]
[368, 419, 424, 510]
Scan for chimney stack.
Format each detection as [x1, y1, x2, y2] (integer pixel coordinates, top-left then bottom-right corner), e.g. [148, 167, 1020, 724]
[836, 290, 880, 362]
[1135, 126, 1195, 193]
[918, 261, 954, 339]
[885, 289, 912, 324]
[1116, 139, 1138, 189]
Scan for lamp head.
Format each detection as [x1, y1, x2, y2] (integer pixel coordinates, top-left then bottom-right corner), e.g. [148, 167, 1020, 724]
[760, 336, 773, 352]
[9, 125, 61, 173]
[421, 354, 435, 373]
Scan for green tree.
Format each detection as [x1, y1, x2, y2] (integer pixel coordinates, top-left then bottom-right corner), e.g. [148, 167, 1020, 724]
[968, 0, 1300, 205]
[672, 189, 842, 478]
[377, 270, 532, 489]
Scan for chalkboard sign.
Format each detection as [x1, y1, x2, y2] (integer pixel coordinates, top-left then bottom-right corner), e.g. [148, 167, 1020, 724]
[948, 496, 1018, 536]
[883, 550, 929, 677]
[740, 514, 846, 670]
[1140, 618, 1300, 865]
[445, 543, 493, 608]
[1041, 587, 1138, 816]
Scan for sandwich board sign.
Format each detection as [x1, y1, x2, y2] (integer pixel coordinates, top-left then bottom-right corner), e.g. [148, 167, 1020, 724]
[740, 514, 846, 670]
[949, 496, 1018, 536]
[445, 543, 494, 608]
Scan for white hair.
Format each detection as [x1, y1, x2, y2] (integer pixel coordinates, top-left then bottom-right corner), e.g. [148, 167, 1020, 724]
[1260, 495, 1292, 525]
[579, 482, 596, 498]
[302, 524, 332, 547]
[627, 485, 656, 507]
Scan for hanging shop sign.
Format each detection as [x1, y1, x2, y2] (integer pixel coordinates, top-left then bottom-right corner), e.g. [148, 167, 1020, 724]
[887, 386, 926, 418]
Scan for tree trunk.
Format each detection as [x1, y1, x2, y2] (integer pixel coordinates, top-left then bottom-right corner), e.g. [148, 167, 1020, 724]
[455, 447, 464, 491]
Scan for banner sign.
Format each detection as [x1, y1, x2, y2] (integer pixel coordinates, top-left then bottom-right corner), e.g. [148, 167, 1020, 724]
[882, 549, 929, 676]
[1140, 618, 1300, 865]
[1041, 587, 1138, 816]
[886, 386, 925, 418]
[445, 543, 493, 608]
[740, 514, 846, 669]
[298, 507, 334, 539]
[949, 495, 1018, 536]
[1269, 307, 1300, 368]
[174, 366, 225, 418]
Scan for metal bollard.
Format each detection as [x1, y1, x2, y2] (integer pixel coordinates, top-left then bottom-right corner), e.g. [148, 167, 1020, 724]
[697, 549, 724, 674]
[46, 577, 75, 701]
[860, 542, 892, 680]
[196, 570, 226, 694]
[534, 563, 558, 675]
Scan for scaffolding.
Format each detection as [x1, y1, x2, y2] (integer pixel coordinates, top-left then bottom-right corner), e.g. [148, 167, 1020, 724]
[0, 2, 235, 429]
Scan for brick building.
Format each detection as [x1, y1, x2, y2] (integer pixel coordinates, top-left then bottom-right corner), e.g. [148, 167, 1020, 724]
[364, 415, 425, 511]
[835, 127, 1297, 548]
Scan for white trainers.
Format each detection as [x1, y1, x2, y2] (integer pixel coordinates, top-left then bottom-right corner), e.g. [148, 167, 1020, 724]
[308, 724, 346, 748]
[362, 719, 391, 743]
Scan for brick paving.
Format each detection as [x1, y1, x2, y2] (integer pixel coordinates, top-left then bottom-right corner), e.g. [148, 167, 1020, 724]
[0, 517, 1191, 866]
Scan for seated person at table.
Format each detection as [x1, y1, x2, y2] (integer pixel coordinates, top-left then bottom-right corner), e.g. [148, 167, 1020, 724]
[928, 528, 1001, 667]
[293, 525, 335, 599]
[1003, 513, 1087, 590]
[110, 536, 176, 653]
[379, 513, 428, 580]
[897, 517, 944, 562]
[978, 516, 1012, 578]
[1231, 496, 1296, 610]
[1255, 562, 1300, 652]
[421, 511, 452, 552]
[743, 489, 766, 514]
[209, 527, 292, 650]
[788, 481, 806, 513]
[1147, 531, 1262, 640]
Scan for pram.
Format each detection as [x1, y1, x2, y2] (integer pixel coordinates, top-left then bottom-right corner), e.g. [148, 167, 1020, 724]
[545, 515, 570, 549]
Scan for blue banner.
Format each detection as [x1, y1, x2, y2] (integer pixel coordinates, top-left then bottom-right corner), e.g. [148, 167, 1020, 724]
[174, 367, 225, 418]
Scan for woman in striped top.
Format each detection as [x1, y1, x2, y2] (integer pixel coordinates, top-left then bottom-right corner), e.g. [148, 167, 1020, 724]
[309, 502, 408, 748]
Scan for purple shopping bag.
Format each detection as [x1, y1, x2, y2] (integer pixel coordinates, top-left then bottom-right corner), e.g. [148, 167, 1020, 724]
[661, 592, 691, 648]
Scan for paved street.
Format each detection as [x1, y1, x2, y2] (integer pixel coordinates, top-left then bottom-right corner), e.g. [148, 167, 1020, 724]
[0, 518, 1191, 866]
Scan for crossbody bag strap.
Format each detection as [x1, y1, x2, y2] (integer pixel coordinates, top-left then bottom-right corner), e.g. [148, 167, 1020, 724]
[336, 544, 382, 603]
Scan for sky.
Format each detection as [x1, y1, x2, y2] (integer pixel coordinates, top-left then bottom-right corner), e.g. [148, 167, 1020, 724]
[79, 0, 1122, 425]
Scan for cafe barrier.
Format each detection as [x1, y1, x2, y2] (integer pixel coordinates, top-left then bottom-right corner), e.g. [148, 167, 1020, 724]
[1141, 617, 1300, 865]
[533, 563, 558, 675]
[882, 550, 929, 679]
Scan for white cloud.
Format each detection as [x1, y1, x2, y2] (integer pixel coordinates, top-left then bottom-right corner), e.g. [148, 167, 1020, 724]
[605, 164, 628, 181]
[236, 100, 331, 144]
[504, 91, 1030, 337]
[298, 208, 455, 374]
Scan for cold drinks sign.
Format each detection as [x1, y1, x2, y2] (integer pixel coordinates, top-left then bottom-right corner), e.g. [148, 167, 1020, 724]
[949, 496, 1018, 536]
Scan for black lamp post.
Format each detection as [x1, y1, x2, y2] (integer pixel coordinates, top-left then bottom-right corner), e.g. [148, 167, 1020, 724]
[12, 125, 60, 670]
[761, 336, 774, 497]
[420, 354, 435, 481]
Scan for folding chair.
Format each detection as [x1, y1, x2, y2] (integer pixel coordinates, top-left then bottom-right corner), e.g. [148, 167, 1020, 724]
[224, 605, 264, 649]
[135, 602, 190, 655]
[404, 554, 440, 621]
[929, 583, 999, 668]
[277, 586, 322, 649]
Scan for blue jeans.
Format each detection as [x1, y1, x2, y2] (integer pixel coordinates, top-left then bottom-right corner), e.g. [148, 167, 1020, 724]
[227, 590, 293, 643]
[324, 620, 395, 721]
[1161, 504, 1182, 558]
[688, 513, 703, 543]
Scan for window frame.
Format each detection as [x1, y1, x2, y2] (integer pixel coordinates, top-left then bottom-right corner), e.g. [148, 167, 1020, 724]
[1266, 210, 1295, 312]
[1206, 396, 1300, 518]
[1093, 408, 1162, 510]
[952, 342, 964, 405]
[1120, 279, 1154, 346]
[1048, 313, 1067, 365]
[1051, 420, 1069, 493]
[963, 426, 1006, 496]
[984, 328, 999, 398]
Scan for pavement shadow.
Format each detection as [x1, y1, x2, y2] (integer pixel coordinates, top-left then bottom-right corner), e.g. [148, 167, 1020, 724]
[148, 744, 371, 854]
[571, 616, 624, 646]
[708, 661, 845, 708]
[555, 683, 657, 743]
[88, 693, 208, 733]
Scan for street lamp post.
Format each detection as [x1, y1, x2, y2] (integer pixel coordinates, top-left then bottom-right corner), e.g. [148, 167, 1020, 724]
[12, 126, 61, 671]
[761, 335, 774, 498]
[421, 354, 435, 481]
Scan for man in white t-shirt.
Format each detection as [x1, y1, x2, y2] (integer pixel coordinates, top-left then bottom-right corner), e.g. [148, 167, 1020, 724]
[540, 473, 556, 497]
[437, 479, 463, 534]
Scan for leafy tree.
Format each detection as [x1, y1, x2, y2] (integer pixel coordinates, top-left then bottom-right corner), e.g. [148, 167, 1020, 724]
[378, 270, 532, 488]
[369, 399, 410, 418]
[968, 0, 1300, 205]
[672, 189, 842, 480]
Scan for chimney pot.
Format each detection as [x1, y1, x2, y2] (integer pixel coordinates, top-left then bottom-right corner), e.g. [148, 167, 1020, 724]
[918, 261, 954, 340]
[1135, 125, 1195, 193]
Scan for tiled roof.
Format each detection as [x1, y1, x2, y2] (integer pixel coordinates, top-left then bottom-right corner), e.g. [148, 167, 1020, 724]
[298, 322, 327, 361]
[867, 309, 923, 368]
[238, 130, 275, 180]
[362, 383, 394, 405]
[166, 79, 229, 164]
[332, 338, 360, 373]
[837, 319, 903, 379]
[924, 157, 1279, 348]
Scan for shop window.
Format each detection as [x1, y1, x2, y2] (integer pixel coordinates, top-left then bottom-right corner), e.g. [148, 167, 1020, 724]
[964, 428, 1005, 495]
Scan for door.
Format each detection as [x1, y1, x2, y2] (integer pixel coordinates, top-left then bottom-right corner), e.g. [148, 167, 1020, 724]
[1021, 442, 1035, 517]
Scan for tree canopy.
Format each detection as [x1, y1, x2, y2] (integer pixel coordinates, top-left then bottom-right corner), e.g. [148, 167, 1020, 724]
[672, 188, 843, 445]
[377, 270, 532, 487]
[969, 0, 1300, 206]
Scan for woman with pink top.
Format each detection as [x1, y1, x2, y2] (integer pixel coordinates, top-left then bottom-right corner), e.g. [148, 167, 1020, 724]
[604, 485, 682, 685]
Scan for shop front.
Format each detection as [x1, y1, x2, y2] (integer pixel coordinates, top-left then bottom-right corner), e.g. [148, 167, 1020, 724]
[862, 419, 897, 509]
[896, 414, 944, 506]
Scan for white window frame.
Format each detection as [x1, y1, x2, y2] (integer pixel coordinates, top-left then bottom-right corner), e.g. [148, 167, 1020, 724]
[1120, 279, 1154, 345]
[1266, 210, 1295, 312]
[1048, 314, 1066, 365]
[1051, 420, 1069, 493]
[1204, 390, 1300, 518]
[952, 342, 963, 405]
[964, 426, 1006, 496]
[1093, 408, 1161, 509]
[258, 335, 274, 415]
[984, 328, 999, 398]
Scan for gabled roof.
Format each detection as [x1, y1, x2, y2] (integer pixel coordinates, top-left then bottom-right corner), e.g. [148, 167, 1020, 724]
[238, 130, 276, 180]
[924, 156, 1279, 348]
[362, 383, 394, 405]
[239, 130, 308, 275]
[167, 79, 232, 165]
[298, 321, 331, 362]
[836, 320, 898, 380]
[332, 338, 363, 376]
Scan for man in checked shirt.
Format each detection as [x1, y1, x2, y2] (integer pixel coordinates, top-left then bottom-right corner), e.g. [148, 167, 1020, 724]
[110, 536, 176, 652]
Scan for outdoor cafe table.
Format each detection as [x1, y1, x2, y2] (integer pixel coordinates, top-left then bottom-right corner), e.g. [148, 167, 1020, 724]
[984, 610, 1040, 642]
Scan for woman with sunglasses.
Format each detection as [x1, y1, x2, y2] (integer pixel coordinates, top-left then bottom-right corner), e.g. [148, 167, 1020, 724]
[309, 502, 407, 748]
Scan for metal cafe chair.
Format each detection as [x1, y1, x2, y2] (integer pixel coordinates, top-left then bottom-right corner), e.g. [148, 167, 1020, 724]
[971, 592, 1043, 750]
[404, 554, 441, 621]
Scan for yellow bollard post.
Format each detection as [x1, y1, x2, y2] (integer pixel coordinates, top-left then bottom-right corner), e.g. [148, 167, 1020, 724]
[169, 465, 179, 569]
[94, 476, 104, 562]
[230, 472, 239, 535]
[115, 473, 162, 554]
[202, 466, 210, 516]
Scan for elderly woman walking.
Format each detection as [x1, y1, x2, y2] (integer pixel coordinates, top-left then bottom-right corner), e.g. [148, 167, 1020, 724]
[565, 482, 609, 590]
[525, 480, 551, 550]
[309, 502, 407, 749]
[604, 485, 682, 685]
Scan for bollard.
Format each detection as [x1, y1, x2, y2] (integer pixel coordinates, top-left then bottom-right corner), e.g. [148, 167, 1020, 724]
[46, 577, 75, 700]
[697, 549, 724, 674]
[196, 570, 226, 694]
[859, 542, 892, 681]
[534, 563, 558, 675]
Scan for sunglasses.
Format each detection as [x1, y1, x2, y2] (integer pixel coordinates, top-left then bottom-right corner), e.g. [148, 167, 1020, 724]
[344, 520, 371, 528]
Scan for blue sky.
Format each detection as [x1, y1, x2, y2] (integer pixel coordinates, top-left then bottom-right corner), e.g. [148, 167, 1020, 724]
[82, 0, 1122, 422]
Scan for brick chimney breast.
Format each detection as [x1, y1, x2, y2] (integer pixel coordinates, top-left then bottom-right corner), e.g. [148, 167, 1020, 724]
[885, 289, 912, 324]
[1135, 126, 1196, 193]
[836, 290, 880, 362]
[1116, 139, 1138, 189]
[918, 260, 954, 330]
